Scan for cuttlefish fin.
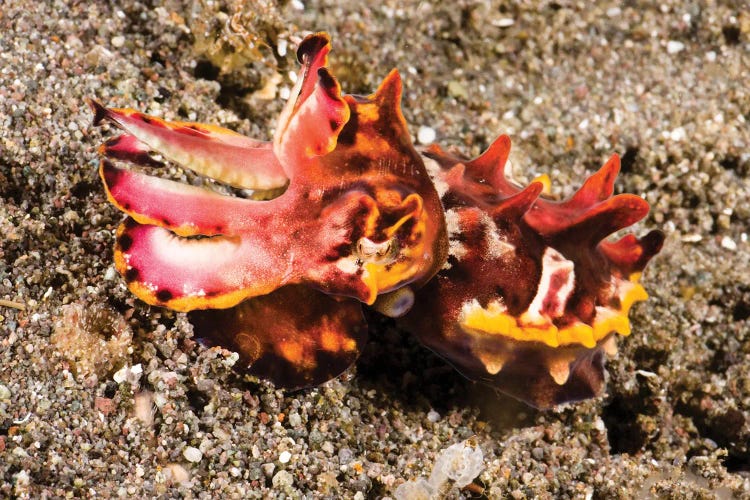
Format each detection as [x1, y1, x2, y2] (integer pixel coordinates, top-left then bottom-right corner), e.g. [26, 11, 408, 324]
[189, 285, 367, 389]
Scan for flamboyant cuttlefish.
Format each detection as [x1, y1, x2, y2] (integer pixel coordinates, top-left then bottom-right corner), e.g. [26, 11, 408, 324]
[89, 32, 663, 408]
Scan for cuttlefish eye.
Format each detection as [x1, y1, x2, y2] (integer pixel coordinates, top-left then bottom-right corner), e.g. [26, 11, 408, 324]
[356, 237, 397, 263]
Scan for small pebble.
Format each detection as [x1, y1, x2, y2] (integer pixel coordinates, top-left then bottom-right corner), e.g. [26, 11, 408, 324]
[606, 7, 621, 17]
[272, 470, 294, 488]
[669, 127, 686, 141]
[288, 412, 302, 427]
[447, 80, 468, 100]
[277, 39, 288, 57]
[111, 36, 125, 48]
[279, 451, 292, 464]
[262, 463, 276, 478]
[183, 447, 203, 463]
[417, 126, 436, 145]
[493, 18, 515, 28]
[721, 236, 737, 251]
[166, 463, 190, 485]
[667, 40, 685, 54]
[104, 266, 117, 281]
[338, 447, 354, 464]
[0, 384, 10, 401]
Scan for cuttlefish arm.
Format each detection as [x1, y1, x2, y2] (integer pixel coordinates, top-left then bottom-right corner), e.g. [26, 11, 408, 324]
[99, 160, 269, 237]
[273, 33, 350, 174]
[113, 218, 293, 311]
[89, 99, 287, 190]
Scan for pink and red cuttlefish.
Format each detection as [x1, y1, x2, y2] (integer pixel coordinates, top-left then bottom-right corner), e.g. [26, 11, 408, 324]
[90, 32, 662, 408]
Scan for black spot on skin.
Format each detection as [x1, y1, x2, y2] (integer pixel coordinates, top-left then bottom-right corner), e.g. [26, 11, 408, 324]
[105, 136, 122, 148]
[317, 67, 338, 91]
[176, 126, 208, 137]
[118, 233, 133, 252]
[323, 243, 353, 262]
[122, 203, 131, 210]
[156, 289, 173, 302]
[337, 110, 359, 145]
[296, 33, 329, 64]
[87, 98, 109, 126]
[122, 218, 138, 229]
[329, 119, 340, 131]
[140, 116, 152, 124]
[161, 218, 171, 226]
[214, 225, 223, 234]
[101, 160, 121, 188]
[124, 268, 140, 283]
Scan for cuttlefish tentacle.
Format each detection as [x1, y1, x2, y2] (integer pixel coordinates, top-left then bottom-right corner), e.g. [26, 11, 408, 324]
[99, 160, 273, 237]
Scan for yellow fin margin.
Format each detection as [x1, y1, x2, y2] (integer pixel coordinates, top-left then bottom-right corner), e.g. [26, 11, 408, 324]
[460, 276, 649, 349]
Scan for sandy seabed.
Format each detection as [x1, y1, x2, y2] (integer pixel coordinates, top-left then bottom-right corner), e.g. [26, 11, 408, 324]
[1, 1, 749, 498]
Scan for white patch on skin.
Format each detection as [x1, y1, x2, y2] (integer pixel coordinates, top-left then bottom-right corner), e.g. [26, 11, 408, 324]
[420, 155, 449, 199]
[523, 247, 575, 324]
[446, 240, 467, 265]
[444, 209, 463, 238]
[185, 286, 207, 297]
[459, 298, 507, 325]
[479, 212, 515, 259]
[459, 298, 483, 324]
[444, 209, 468, 265]
[335, 256, 360, 275]
[153, 230, 241, 266]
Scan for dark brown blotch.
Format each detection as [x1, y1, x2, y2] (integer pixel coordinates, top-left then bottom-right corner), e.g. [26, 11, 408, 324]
[87, 98, 109, 126]
[296, 33, 330, 64]
[118, 233, 133, 252]
[124, 268, 140, 283]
